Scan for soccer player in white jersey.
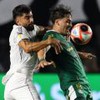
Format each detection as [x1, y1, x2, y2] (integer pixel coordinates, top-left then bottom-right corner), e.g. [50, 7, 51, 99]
[2, 4, 62, 100]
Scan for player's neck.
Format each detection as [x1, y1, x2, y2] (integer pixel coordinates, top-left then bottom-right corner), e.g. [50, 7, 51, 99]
[52, 26, 61, 34]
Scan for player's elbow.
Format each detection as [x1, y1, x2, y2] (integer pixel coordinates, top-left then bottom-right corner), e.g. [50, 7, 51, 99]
[24, 49, 30, 53]
[24, 46, 38, 53]
[24, 47, 32, 53]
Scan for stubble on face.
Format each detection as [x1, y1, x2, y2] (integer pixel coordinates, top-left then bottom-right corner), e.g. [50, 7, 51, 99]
[24, 23, 34, 31]
[18, 12, 34, 31]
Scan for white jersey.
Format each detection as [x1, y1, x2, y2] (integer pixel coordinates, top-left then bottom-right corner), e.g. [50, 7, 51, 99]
[2, 24, 40, 85]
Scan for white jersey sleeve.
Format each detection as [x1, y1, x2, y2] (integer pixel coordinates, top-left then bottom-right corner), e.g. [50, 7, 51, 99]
[15, 25, 29, 44]
[34, 24, 41, 34]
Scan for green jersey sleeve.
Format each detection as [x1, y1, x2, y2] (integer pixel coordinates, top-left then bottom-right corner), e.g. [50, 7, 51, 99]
[43, 31, 56, 40]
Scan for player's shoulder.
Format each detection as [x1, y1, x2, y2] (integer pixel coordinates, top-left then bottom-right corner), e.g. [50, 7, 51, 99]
[42, 30, 55, 40]
[34, 24, 39, 29]
[33, 24, 40, 33]
[12, 24, 27, 34]
[45, 30, 57, 37]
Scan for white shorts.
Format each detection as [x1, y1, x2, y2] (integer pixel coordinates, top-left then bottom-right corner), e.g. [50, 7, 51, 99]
[4, 72, 40, 100]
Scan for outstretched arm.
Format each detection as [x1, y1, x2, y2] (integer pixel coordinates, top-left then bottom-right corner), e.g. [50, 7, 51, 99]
[18, 36, 62, 53]
[78, 51, 96, 60]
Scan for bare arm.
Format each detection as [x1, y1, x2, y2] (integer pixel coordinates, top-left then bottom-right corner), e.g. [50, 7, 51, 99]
[78, 51, 96, 59]
[18, 39, 49, 53]
[36, 49, 54, 69]
[18, 36, 62, 53]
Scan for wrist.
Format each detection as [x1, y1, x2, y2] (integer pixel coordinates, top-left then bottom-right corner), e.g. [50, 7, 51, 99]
[38, 58, 45, 62]
[47, 35, 54, 45]
[47, 39, 51, 45]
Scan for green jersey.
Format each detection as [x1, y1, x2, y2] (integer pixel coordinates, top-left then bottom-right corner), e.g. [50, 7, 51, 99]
[43, 30, 91, 95]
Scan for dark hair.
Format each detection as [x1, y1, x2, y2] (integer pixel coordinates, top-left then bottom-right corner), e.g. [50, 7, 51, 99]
[50, 5, 72, 23]
[12, 4, 32, 20]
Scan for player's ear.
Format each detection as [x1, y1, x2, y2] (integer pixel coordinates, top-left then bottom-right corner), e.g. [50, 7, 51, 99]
[15, 17, 20, 25]
[55, 19, 60, 26]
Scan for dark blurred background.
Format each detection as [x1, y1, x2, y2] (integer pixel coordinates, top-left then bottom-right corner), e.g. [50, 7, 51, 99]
[0, 0, 100, 73]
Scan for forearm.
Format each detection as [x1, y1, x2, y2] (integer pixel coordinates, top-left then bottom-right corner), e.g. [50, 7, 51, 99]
[18, 39, 50, 53]
[37, 49, 46, 61]
[78, 51, 95, 59]
[18, 36, 61, 54]
[29, 40, 50, 52]
[78, 51, 85, 59]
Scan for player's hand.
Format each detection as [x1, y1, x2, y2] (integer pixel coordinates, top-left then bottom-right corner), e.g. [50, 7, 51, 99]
[80, 52, 96, 60]
[47, 36, 63, 54]
[35, 60, 54, 70]
[84, 53, 96, 59]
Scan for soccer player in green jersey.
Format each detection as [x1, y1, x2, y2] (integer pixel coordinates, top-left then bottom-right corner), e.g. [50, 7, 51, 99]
[37, 5, 95, 100]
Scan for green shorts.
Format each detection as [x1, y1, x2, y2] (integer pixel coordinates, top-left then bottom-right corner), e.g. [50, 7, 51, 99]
[65, 82, 93, 100]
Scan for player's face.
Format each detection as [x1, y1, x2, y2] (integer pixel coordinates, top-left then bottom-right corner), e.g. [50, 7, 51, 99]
[16, 11, 34, 31]
[57, 14, 72, 35]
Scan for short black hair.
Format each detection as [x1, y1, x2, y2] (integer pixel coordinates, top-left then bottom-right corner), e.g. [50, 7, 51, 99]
[12, 4, 32, 20]
[50, 5, 72, 23]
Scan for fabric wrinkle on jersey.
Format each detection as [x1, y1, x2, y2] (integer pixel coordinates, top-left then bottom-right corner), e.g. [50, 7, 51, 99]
[43, 30, 92, 96]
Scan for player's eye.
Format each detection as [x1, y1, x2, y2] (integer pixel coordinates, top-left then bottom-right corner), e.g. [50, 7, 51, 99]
[66, 20, 71, 23]
[25, 15, 33, 20]
[25, 16, 30, 20]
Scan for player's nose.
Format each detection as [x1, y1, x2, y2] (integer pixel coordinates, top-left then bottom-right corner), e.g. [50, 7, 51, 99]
[30, 17, 34, 24]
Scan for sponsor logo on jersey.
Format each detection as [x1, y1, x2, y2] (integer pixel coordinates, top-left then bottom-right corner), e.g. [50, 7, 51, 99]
[18, 34, 22, 39]
[67, 47, 73, 52]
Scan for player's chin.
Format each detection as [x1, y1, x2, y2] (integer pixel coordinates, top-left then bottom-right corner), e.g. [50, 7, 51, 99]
[67, 26, 72, 30]
[29, 24, 34, 28]
[61, 32, 67, 36]
[26, 25, 34, 31]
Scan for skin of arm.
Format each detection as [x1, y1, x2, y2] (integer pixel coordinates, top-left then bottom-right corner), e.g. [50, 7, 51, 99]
[18, 36, 61, 53]
[36, 48, 54, 69]
[37, 49, 46, 61]
[18, 39, 50, 53]
[78, 51, 96, 59]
